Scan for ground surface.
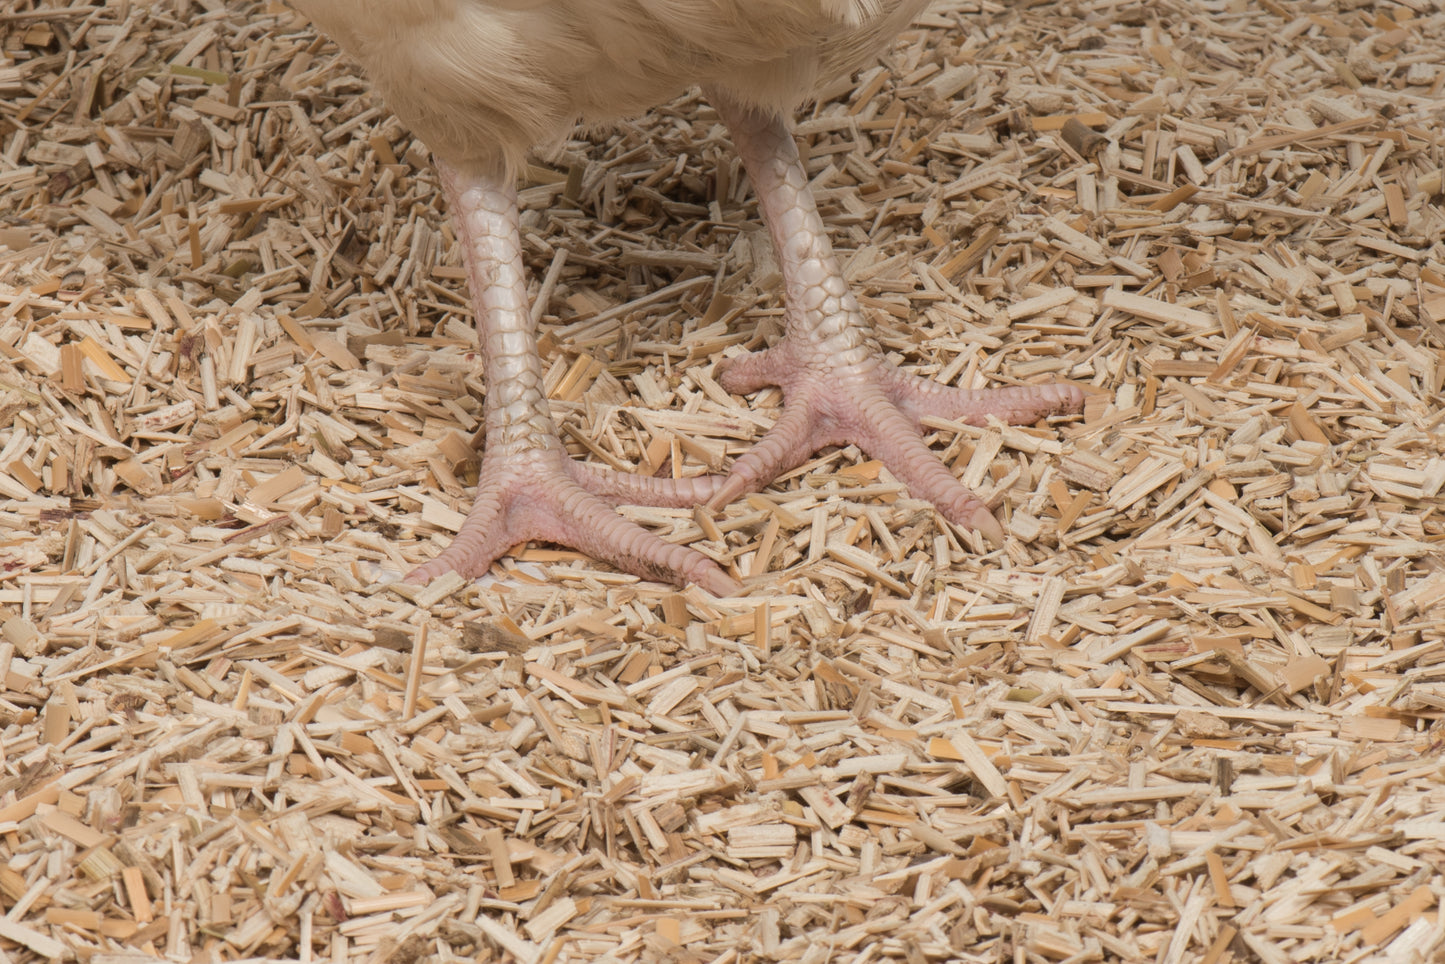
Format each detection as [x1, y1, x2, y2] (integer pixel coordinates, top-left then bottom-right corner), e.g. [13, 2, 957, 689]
[1, 1, 1445, 962]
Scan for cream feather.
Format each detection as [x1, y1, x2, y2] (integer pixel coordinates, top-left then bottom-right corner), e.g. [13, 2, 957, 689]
[293, 0, 924, 178]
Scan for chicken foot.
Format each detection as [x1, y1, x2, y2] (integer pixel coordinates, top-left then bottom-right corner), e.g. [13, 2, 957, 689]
[408, 164, 739, 595]
[706, 96, 1085, 542]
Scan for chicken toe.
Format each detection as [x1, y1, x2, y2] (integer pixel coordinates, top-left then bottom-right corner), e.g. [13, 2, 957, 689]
[408, 446, 736, 595]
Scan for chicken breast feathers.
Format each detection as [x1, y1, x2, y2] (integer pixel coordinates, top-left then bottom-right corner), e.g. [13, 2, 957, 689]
[295, 0, 925, 177]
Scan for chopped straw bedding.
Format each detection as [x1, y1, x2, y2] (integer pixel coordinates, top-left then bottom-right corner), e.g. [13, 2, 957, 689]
[1, 0, 1445, 962]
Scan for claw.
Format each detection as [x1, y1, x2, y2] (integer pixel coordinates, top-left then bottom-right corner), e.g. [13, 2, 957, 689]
[966, 506, 1005, 546]
[705, 470, 754, 514]
[695, 568, 743, 597]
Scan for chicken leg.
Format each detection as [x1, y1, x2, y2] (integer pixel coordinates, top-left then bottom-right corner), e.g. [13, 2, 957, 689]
[706, 95, 1085, 542]
[408, 164, 739, 595]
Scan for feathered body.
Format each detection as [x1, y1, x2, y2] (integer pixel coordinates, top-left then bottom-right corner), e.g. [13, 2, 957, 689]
[294, 0, 925, 177]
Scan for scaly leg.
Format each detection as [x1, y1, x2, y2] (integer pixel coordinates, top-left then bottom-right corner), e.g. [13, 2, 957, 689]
[408, 164, 738, 595]
[705, 95, 1084, 542]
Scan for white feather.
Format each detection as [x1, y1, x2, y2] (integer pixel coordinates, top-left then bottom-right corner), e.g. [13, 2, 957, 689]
[293, 0, 924, 177]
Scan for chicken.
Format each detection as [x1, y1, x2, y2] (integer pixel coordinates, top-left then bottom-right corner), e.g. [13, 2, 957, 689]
[294, 0, 1084, 594]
